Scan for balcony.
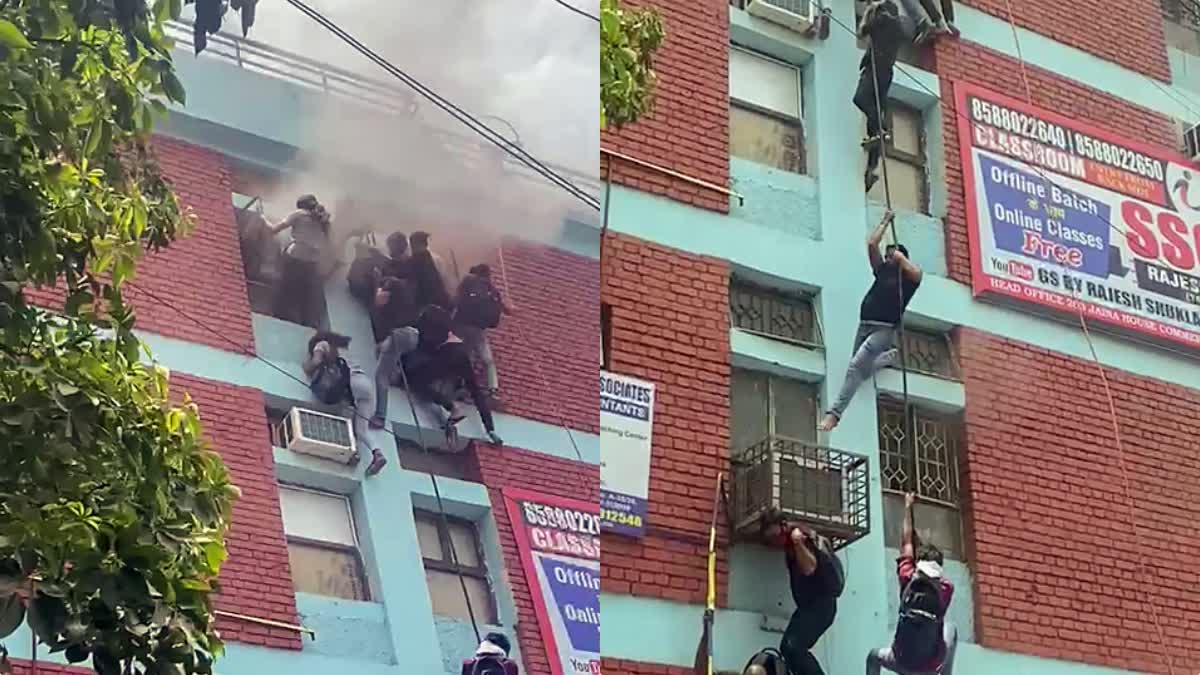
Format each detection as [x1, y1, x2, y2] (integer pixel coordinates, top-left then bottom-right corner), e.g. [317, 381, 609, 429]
[730, 436, 869, 550]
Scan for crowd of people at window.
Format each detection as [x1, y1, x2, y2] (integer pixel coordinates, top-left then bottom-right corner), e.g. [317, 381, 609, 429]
[241, 194, 508, 477]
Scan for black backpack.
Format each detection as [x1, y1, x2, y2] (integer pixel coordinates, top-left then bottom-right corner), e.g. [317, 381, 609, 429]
[893, 573, 944, 670]
[459, 277, 502, 329]
[741, 648, 786, 675]
[466, 655, 517, 675]
[309, 358, 352, 405]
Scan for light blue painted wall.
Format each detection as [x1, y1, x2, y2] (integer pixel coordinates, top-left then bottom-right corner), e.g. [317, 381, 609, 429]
[600, 1, 1200, 673]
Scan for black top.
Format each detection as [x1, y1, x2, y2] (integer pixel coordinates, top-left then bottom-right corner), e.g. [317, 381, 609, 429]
[860, 261, 920, 324]
[859, 0, 903, 74]
[411, 250, 451, 310]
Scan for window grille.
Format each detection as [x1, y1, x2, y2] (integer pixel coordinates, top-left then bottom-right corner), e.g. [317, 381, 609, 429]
[877, 399, 962, 507]
[898, 327, 958, 380]
[730, 280, 821, 347]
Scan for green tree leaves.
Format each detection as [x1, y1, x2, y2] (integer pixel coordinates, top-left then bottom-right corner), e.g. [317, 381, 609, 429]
[599, 0, 664, 129]
[0, 1, 237, 674]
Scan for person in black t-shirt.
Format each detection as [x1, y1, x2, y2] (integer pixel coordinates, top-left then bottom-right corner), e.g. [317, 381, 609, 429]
[820, 210, 921, 431]
[854, 0, 904, 192]
[778, 521, 844, 675]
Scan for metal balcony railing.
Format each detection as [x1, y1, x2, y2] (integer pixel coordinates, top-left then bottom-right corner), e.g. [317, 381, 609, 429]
[731, 436, 870, 551]
[164, 20, 601, 200]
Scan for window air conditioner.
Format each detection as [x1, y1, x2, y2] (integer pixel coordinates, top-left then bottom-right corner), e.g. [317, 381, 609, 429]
[745, 0, 819, 33]
[278, 407, 357, 464]
[1185, 121, 1200, 162]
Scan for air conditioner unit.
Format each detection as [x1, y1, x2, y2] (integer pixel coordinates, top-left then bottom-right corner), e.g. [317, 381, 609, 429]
[745, 0, 819, 33]
[277, 407, 357, 464]
[1185, 121, 1200, 161]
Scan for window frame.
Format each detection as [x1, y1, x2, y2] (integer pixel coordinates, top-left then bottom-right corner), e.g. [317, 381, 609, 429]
[729, 278, 823, 348]
[732, 367, 820, 448]
[728, 46, 807, 174]
[414, 509, 498, 622]
[279, 484, 372, 602]
[875, 102, 929, 214]
[875, 398, 963, 508]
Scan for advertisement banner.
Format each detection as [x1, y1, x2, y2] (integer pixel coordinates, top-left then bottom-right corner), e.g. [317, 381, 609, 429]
[956, 81, 1200, 349]
[599, 371, 655, 537]
[501, 489, 600, 675]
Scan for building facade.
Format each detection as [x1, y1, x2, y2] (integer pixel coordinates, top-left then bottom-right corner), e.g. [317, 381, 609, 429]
[600, 0, 1200, 674]
[7, 20, 601, 675]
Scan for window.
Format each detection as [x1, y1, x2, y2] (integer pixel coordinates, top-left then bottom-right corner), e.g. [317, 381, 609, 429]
[730, 279, 821, 347]
[729, 47, 805, 174]
[414, 510, 497, 623]
[867, 103, 928, 214]
[1162, 0, 1200, 56]
[896, 327, 958, 379]
[876, 399, 964, 559]
[233, 192, 327, 329]
[730, 368, 819, 455]
[279, 485, 370, 601]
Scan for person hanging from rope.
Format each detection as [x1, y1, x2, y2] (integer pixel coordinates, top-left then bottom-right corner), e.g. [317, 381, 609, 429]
[853, 0, 904, 192]
[773, 515, 844, 675]
[820, 209, 920, 431]
[866, 492, 958, 675]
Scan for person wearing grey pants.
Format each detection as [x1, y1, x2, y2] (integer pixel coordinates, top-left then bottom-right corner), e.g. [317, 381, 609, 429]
[867, 622, 958, 675]
[820, 210, 922, 431]
[895, 0, 959, 43]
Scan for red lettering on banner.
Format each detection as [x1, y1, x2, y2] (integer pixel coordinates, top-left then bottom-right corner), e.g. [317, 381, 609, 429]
[1021, 231, 1084, 267]
[1121, 199, 1200, 273]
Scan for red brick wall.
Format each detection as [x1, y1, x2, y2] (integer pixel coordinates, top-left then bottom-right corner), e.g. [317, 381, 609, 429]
[936, 42, 1179, 284]
[472, 445, 600, 675]
[600, 232, 732, 605]
[959, 329, 1200, 673]
[603, 659, 695, 675]
[487, 239, 600, 433]
[7, 662, 89, 675]
[954, 0, 1170, 81]
[600, 0, 730, 213]
[171, 373, 300, 651]
[24, 136, 255, 354]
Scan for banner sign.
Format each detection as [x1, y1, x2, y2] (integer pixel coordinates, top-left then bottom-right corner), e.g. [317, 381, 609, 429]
[956, 81, 1200, 349]
[502, 489, 600, 675]
[599, 371, 655, 537]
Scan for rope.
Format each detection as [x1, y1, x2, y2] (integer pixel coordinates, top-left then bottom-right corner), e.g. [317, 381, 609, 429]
[998, 3, 1176, 671]
[863, 5, 915, 486]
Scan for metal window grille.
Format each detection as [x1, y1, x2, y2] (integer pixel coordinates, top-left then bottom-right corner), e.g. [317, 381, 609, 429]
[730, 437, 870, 550]
[898, 327, 959, 380]
[877, 399, 962, 507]
[730, 280, 822, 347]
[1164, 0, 1200, 28]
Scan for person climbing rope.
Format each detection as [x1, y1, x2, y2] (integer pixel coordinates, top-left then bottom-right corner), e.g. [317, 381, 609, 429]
[820, 209, 920, 431]
[854, 0, 904, 192]
[865, 493, 957, 675]
[773, 516, 844, 675]
[897, 0, 959, 44]
[461, 632, 519, 675]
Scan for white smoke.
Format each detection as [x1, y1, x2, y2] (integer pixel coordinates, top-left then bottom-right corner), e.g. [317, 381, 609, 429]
[202, 0, 599, 256]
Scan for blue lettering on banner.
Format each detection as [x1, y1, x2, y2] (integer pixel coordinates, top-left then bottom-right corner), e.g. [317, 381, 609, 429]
[539, 558, 600, 654]
[980, 155, 1111, 278]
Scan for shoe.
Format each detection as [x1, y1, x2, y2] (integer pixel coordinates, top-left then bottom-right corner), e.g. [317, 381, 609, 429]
[914, 22, 935, 45]
[486, 431, 504, 446]
[365, 449, 387, 476]
[447, 402, 467, 425]
[864, 169, 880, 193]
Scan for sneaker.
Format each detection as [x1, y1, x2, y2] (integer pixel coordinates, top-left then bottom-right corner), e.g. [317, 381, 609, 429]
[864, 169, 880, 193]
[365, 449, 387, 476]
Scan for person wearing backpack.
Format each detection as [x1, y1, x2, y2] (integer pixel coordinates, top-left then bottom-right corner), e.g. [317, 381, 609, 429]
[461, 632, 518, 675]
[776, 520, 844, 675]
[453, 264, 510, 397]
[303, 332, 389, 475]
[866, 492, 957, 675]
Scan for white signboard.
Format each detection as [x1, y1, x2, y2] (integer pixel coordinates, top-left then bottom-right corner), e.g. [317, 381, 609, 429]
[599, 370, 654, 537]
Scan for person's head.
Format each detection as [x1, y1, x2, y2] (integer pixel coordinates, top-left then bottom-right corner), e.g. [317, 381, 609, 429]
[386, 232, 409, 259]
[411, 231, 431, 252]
[916, 543, 944, 566]
[417, 305, 453, 345]
[884, 243, 909, 262]
[482, 632, 510, 656]
[469, 263, 492, 279]
[296, 194, 320, 211]
[308, 331, 350, 356]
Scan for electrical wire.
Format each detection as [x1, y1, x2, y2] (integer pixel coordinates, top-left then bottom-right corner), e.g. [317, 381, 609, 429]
[281, 0, 601, 212]
[830, 10, 1179, 671]
[552, 0, 600, 23]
